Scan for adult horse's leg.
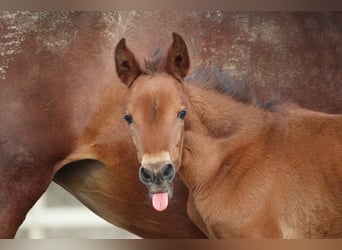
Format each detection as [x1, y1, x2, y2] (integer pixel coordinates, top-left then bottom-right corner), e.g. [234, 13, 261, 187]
[0, 164, 54, 238]
[0, 12, 109, 238]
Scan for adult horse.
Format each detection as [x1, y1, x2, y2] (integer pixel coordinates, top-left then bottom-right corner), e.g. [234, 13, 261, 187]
[117, 32, 342, 238]
[0, 12, 341, 238]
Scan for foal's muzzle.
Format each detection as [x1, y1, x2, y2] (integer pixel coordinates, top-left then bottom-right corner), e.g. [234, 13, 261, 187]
[139, 162, 176, 185]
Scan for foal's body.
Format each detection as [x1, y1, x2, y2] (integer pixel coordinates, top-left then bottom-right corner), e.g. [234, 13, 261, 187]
[116, 33, 342, 238]
[181, 85, 342, 238]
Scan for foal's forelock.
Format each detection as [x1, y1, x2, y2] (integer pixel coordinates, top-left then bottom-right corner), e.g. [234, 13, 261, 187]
[142, 53, 165, 75]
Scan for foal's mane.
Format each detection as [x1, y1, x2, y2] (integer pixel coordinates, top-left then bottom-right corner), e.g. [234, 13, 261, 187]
[142, 49, 280, 111]
[185, 66, 281, 112]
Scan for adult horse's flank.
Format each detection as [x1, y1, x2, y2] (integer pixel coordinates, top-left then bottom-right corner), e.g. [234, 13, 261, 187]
[116, 33, 342, 238]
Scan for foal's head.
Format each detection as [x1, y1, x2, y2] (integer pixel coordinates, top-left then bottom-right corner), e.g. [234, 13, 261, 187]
[115, 33, 190, 211]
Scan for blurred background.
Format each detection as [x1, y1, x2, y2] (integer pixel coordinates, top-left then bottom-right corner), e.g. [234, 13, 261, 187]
[15, 182, 140, 239]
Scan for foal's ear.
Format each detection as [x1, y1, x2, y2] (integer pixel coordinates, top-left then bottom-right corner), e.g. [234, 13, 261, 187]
[115, 38, 141, 87]
[165, 33, 190, 81]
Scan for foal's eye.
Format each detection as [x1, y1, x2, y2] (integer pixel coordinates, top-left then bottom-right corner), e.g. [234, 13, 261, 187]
[123, 114, 133, 124]
[177, 109, 188, 120]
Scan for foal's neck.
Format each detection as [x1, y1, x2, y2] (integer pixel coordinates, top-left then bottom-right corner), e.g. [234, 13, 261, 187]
[180, 84, 272, 190]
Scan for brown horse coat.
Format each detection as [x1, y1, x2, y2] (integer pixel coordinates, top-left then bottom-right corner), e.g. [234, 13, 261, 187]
[182, 86, 342, 238]
[116, 32, 342, 238]
[1, 12, 341, 238]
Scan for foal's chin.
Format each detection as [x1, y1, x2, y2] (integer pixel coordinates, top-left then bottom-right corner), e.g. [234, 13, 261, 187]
[145, 182, 174, 212]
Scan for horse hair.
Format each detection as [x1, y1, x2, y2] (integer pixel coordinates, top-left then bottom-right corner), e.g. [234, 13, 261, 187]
[142, 50, 281, 111]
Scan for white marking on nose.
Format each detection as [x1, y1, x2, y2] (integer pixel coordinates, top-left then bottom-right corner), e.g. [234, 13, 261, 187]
[142, 151, 171, 165]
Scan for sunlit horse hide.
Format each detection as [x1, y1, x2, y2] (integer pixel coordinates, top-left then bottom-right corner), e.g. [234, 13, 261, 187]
[117, 32, 342, 238]
[0, 12, 341, 238]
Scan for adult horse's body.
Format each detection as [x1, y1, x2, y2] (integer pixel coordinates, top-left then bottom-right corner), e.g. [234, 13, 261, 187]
[0, 12, 203, 238]
[0, 12, 341, 238]
[116, 33, 342, 238]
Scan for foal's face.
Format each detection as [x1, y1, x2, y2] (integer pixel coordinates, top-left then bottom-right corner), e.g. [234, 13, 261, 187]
[125, 73, 187, 169]
[115, 33, 190, 211]
[124, 74, 188, 210]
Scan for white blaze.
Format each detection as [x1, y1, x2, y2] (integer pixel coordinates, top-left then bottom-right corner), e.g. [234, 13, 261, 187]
[141, 151, 171, 165]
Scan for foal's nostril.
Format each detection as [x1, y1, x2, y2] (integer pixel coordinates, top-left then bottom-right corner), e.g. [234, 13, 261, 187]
[161, 163, 175, 181]
[139, 164, 175, 184]
[139, 166, 153, 184]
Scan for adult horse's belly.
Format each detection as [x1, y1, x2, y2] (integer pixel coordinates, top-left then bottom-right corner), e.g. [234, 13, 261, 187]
[54, 160, 205, 238]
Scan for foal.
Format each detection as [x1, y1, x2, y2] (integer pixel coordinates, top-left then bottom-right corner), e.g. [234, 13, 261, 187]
[115, 33, 342, 238]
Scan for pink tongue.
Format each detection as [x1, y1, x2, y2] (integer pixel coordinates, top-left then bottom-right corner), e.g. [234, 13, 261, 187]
[152, 192, 169, 212]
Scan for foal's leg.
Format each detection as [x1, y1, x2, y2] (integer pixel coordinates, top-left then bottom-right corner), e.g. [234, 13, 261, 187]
[0, 165, 53, 238]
